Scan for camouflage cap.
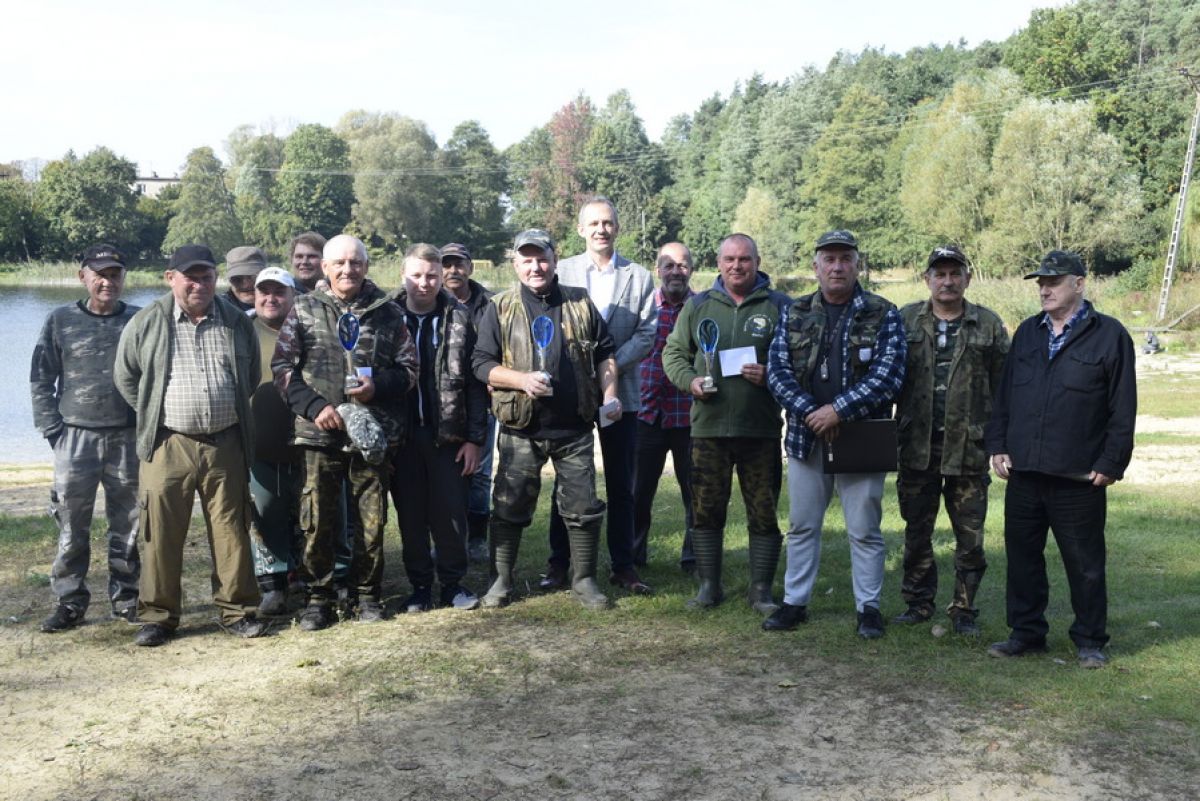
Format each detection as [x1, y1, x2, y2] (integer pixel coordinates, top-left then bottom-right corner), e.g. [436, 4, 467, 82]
[167, 244, 217, 272]
[926, 244, 969, 271]
[815, 229, 858, 251]
[225, 246, 268, 278]
[513, 229, 555, 253]
[440, 243, 472, 262]
[80, 243, 126, 271]
[1025, 250, 1085, 280]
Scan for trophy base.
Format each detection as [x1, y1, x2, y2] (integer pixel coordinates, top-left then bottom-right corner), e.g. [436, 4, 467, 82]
[344, 377, 362, 392]
[701, 378, 718, 394]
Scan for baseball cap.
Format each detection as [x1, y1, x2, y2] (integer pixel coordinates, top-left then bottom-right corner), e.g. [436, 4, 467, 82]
[80, 243, 126, 271]
[1024, 250, 1085, 280]
[513, 229, 555, 253]
[225, 246, 268, 279]
[254, 266, 296, 289]
[926, 244, 969, 271]
[440, 243, 472, 262]
[815, 230, 858, 251]
[167, 245, 217, 272]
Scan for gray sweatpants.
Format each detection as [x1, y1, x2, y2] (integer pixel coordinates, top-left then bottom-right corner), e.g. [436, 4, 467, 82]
[49, 426, 140, 615]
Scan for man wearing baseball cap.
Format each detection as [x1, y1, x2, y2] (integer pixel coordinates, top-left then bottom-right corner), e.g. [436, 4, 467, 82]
[985, 250, 1136, 668]
[32, 244, 142, 632]
[114, 244, 267, 645]
[441, 242, 495, 564]
[471, 229, 621, 609]
[892, 245, 1009, 635]
[765, 230, 906, 639]
[247, 267, 302, 616]
[224, 245, 268, 313]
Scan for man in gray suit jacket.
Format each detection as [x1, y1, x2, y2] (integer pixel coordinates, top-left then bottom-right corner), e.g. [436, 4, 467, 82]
[542, 196, 657, 594]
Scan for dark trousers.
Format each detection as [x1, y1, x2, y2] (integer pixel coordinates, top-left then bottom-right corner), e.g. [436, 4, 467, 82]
[391, 425, 470, 589]
[1004, 470, 1109, 648]
[632, 420, 695, 568]
[547, 412, 636, 573]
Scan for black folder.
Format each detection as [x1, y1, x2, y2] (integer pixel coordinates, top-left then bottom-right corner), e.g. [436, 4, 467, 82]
[822, 419, 898, 474]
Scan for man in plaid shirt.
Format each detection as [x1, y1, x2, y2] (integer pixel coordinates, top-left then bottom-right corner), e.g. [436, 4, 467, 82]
[765, 230, 906, 640]
[632, 243, 697, 574]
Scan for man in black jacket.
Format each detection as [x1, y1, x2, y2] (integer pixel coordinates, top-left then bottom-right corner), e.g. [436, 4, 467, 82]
[985, 250, 1136, 669]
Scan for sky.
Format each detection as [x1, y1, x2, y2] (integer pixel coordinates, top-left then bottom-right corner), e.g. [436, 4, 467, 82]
[1, 0, 1065, 176]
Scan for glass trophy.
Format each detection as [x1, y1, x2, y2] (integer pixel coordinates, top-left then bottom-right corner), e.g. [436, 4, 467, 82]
[697, 318, 720, 394]
[337, 312, 362, 392]
[532, 314, 555, 396]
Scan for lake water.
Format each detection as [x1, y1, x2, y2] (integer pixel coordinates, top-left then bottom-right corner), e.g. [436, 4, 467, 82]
[1, 285, 166, 465]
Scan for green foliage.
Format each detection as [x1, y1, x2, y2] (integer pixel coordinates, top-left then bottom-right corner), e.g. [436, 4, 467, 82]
[0, 169, 44, 260]
[226, 126, 294, 253]
[162, 147, 243, 257]
[35, 147, 141, 257]
[273, 123, 353, 238]
[1002, 5, 1131, 97]
[437, 120, 509, 262]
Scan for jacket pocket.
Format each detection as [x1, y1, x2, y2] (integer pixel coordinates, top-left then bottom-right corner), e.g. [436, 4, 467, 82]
[1061, 352, 1105, 393]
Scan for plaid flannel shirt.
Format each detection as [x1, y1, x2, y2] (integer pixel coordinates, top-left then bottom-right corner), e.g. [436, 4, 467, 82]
[1042, 300, 1091, 360]
[638, 288, 693, 428]
[767, 287, 907, 459]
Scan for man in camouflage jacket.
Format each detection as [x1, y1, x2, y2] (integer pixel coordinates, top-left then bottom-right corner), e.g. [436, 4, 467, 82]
[272, 234, 418, 629]
[893, 245, 1009, 635]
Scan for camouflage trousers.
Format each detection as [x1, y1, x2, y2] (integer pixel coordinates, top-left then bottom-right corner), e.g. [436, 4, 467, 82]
[300, 446, 393, 605]
[896, 437, 989, 619]
[690, 436, 782, 541]
[49, 425, 140, 616]
[249, 459, 302, 590]
[491, 429, 605, 542]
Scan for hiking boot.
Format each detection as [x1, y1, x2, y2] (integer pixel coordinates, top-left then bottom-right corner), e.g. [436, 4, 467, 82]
[222, 616, 270, 638]
[298, 603, 334, 632]
[987, 638, 1048, 658]
[440, 584, 481, 611]
[609, 567, 653, 595]
[357, 600, 386, 622]
[1077, 647, 1108, 669]
[402, 586, 434, 614]
[857, 606, 885, 640]
[134, 623, 171, 647]
[762, 603, 808, 631]
[892, 605, 933, 625]
[41, 604, 83, 633]
[951, 614, 981, 637]
[258, 589, 289, 618]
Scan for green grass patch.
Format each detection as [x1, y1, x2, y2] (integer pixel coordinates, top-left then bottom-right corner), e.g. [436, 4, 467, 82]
[1137, 372, 1200, 418]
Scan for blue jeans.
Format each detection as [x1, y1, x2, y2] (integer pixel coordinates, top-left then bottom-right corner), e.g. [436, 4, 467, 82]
[782, 448, 885, 612]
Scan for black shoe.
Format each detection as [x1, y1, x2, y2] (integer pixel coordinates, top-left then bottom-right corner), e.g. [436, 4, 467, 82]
[258, 589, 289, 617]
[762, 603, 808, 631]
[987, 638, 1048, 658]
[41, 604, 84, 633]
[222, 616, 270, 638]
[298, 603, 334, 632]
[538, 564, 570, 593]
[1077, 646, 1108, 669]
[357, 600, 387, 622]
[857, 606, 885, 640]
[892, 605, 933, 625]
[402, 585, 434, 613]
[952, 614, 981, 637]
[440, 584, 481, 610]
[609, 568, 653, 595]
[134, 623, 171, 647]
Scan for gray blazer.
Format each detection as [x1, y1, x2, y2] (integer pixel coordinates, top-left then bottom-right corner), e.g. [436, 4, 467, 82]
[556, 252, 656, 410]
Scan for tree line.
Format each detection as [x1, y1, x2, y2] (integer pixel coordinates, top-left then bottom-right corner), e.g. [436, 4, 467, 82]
[1, 0, 1197, 278]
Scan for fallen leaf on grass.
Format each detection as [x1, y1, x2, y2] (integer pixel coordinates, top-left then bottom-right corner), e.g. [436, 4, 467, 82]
[986, 741, 1001, 753]
[296, 658, 321, 668]
[777, 680, 799, 688]
[393, 762, 421, 771]
[529, 731, 550, 739]
[1147, 621, 1162, 629]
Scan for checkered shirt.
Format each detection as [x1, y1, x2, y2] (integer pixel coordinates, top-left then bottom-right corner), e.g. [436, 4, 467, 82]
[1041, 300, 1091, 360]
[638, 288, 693, 428]
[162, 300, 238, 434]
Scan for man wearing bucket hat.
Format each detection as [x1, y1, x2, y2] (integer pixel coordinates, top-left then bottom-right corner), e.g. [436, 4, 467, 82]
[892, 245, 1009, 636]
[32, 244, 141, 632]
[985, 250, 1136, 669]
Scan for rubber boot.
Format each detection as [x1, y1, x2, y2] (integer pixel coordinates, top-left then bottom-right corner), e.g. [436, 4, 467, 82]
[746, 533, 781, 616]
[482, 521, 521, 608]
[568, 525, 608, 610]
[687, 528, 725, 609]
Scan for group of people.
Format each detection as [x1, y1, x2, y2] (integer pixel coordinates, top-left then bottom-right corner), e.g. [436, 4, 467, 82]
[30, 196, 1136, 668]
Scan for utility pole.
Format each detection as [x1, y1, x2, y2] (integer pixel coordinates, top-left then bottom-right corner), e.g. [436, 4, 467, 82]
[1156, 69, 1200, 322]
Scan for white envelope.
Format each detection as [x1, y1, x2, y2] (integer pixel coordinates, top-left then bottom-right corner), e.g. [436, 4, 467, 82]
[718, 346, 758, 376]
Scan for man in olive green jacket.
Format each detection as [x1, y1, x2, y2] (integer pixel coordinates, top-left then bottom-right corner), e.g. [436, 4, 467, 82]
[893, 245, 1009, 634]
[662, 233, 788, 614]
